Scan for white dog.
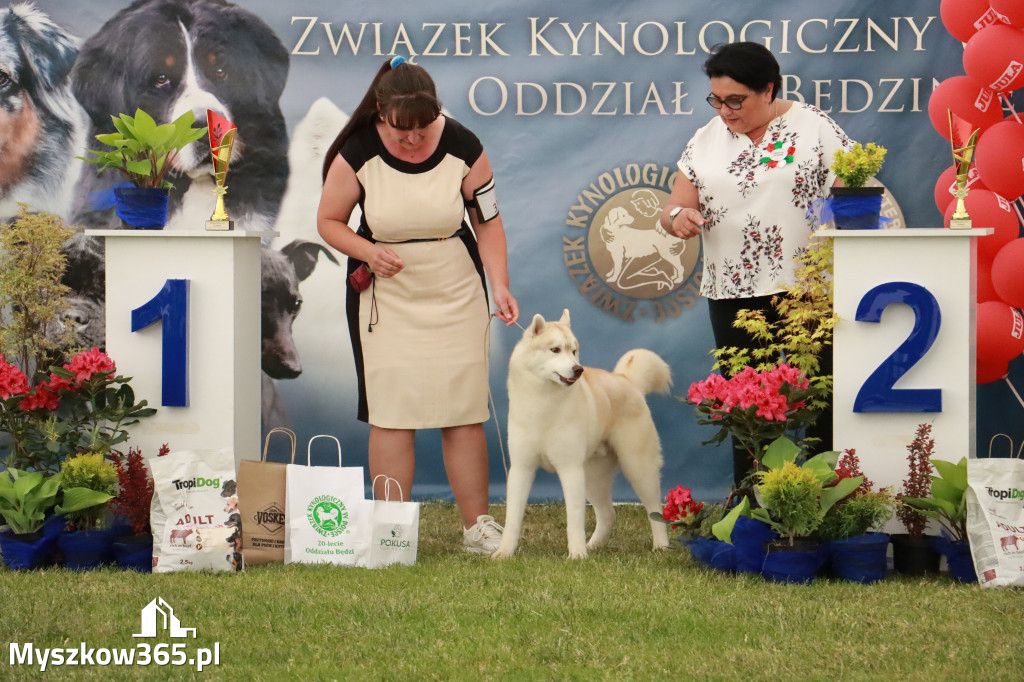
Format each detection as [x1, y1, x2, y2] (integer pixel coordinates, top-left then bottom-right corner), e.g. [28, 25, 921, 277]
[493, 310, 672, 559]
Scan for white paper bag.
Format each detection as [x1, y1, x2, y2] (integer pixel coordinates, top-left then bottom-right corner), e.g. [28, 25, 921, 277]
[150, 448, 241, 573]
[965, 435, 1024, 588]
[285, 435, 364, 565]
[354, 476, 420, 569]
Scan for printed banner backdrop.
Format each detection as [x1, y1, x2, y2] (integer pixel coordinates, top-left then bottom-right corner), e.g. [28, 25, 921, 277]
[5, 0, 1022, 501]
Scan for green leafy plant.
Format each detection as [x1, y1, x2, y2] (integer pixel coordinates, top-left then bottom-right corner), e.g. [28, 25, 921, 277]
[0, 205, 76, 377]
[711, 436, 863, 545]
[817, 488, 896, 541]
[901, 456, 968, 542]
[57, 453, 118, 530]
[831, 142, 887, 187]
[79, 109, 207, 189]
[0, 468, 115, 535]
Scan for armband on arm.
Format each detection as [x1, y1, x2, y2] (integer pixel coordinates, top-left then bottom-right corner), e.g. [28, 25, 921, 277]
[471, 177, 500, 223]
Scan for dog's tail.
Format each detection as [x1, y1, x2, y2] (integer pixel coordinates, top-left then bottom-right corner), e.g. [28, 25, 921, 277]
[613, 349, 672, 396]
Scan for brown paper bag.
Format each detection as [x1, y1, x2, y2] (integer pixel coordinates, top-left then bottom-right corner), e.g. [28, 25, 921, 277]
[238, 428, 296, 565]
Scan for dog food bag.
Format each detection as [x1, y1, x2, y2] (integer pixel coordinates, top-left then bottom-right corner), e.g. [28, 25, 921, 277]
[965, 437, 1024, 588]
[150, 448, 242, 573]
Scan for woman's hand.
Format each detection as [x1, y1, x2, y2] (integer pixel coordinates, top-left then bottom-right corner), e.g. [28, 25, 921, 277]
[668, 207, 706, 240]
[369, 246, 404, 278]
[491, 285, 519, 326]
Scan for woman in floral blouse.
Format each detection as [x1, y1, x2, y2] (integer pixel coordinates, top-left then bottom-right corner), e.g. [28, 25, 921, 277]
[660, 41, 853, 484]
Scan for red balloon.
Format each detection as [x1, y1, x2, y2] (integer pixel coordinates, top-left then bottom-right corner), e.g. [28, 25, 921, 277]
[928, 76, 1004, 141]
[978, 258, 1000, 303]
[977, 357, 1010, 384]
[991, 0, 1024, 29]
[942, 0, 1008, 42]
[934, 163, 987, 214]
[964, 25, 1024, 92]
[977, 300, 1024, 362]
[975, 120, 1024, 200]
[943, 189, 1020, 260]
[992, 238, 1024, 307]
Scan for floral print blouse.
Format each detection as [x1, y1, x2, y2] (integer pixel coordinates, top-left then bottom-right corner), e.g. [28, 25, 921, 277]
[678, 102, 852, 300]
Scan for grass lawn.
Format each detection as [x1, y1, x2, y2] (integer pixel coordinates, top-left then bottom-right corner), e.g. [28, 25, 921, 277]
[2, 502, 1023, 681]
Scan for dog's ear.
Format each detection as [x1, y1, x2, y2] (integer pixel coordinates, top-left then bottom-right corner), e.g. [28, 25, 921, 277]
[281, 240, 339, 282]
[528, 314, 546, 336]
[6, 5, 81, 96]
[559, 309, 571, 325]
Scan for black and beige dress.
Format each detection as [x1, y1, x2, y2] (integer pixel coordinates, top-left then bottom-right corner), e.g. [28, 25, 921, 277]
[341, 117, 490, 429]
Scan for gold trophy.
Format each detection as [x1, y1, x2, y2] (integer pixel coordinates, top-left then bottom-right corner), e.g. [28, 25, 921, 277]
[948, 109, 980, 230]
[206, 110, 237, 231]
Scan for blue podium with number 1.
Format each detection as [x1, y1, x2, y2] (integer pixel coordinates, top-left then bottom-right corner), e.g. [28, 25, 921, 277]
[89, 229, 269, 468]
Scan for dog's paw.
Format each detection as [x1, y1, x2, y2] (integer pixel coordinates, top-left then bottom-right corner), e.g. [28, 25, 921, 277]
[567, 548, 589, 560]
[490, 546, 515, 560]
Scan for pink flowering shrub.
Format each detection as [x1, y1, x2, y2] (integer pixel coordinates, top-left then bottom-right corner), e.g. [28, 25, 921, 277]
[661, 485, 704, 529]
[0, 348, 156, 472]
[685, 363, 820, 466]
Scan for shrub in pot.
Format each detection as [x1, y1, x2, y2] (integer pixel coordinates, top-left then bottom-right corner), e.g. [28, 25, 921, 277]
[901, 456, 975, 583]
[893, 424, 941, 576]
[109, 446, 157, 571]
[828, 142, 888, 229]
[56, 453, 117, 570]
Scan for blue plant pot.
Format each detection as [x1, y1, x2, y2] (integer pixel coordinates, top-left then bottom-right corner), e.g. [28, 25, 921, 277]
[0, 516, 64, 570]
[732, 516, 778, 574]
[761, 539, 821, 584]
[58, 528, 115, 570]
[681, 536, 736, 572]
[826, 532, 890, 584]
[114, 186, 169, 229]
[930, 536, 978, 583]
[112, 534, 153, 572]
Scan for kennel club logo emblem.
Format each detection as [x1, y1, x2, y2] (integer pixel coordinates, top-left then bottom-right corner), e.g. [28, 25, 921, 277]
[563, 163, 702, 323]
[306, 496, 349, 537]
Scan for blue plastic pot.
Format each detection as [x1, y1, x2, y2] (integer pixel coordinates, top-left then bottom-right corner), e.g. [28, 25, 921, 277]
[112, 534, 153, 572]
[930, 536, 977, 583]
[732, 516, 778, 574]
[761, 539, 821, 584]
[681, 536, 737, 572]
[58, 528, 115, 570]
[827, 532, 890, 584]
[114, 186, 169, 229]
[0, 516, 63, 570]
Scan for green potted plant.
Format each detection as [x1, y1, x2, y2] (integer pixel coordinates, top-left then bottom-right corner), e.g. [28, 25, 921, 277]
[901, 455, 975, 582]
[0, 467, 114, 570]
[817, 450, 896, 583]
[828, 142, 888, 229]
[55, 452, 118, 570]
[893, 423, 942, 576]
[79, 109, 207, 229]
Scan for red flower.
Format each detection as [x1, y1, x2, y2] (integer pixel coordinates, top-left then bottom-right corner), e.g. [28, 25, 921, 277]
[0, 356, 30, 400]
[64, 347, 116, 382]
[18, 384, 60, 412]
[662, 485, 704, 526]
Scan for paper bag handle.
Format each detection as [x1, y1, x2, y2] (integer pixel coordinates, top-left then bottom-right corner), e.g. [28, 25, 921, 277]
[262, 427, 297, 463]
[987, 433, 1023, 459]
[372, 474, 404, 501]
[307, 434, 342, 467]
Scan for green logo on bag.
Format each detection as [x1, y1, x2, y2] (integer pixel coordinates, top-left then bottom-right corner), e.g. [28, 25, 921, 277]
[306, 495, 349, 537]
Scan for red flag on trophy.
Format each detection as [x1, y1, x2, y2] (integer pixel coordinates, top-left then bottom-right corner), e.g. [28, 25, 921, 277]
[207, 109, 237, 150]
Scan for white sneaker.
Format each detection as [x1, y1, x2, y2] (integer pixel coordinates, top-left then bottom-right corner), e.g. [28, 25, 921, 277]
[463, 514, 504, 555]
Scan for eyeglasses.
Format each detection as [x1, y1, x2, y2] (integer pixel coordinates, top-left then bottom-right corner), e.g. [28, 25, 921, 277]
[706, 93, 749, 110]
